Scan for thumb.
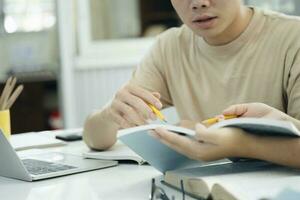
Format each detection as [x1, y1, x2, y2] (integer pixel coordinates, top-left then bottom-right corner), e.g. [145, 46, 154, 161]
[222, 104, 248, 117]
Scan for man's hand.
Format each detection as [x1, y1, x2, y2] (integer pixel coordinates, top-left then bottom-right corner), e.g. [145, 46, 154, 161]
[222, 103, 287, 120]
[153, 124, 252, 161]
[108, 84, 162, 128]
[153, 103, 288, 162]
[151, 103, 300, 168]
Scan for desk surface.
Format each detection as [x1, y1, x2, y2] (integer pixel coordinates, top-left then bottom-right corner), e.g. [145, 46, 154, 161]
[0, 135, 194, 200]
[0, 163, 160, 200]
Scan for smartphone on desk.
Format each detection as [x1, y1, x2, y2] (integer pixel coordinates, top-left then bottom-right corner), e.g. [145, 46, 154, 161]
[55, 132, 82, 142]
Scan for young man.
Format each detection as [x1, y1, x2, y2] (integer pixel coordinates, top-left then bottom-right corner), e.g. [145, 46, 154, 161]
[83, 0, 300, 167]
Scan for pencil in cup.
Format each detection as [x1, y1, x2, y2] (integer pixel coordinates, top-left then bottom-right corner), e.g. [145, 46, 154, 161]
[5, 85, 24, 109]
[0, 77, 16, 110]
[147, 103, 167, 122]
[0, 76, 23, 110]
[202, 114, 237, 126]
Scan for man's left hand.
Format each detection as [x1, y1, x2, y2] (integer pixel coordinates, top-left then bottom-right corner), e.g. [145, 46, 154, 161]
[153, 123, 253, 161]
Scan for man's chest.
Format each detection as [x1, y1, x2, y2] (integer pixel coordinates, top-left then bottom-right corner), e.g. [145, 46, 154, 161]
[166, 56, 286, 119]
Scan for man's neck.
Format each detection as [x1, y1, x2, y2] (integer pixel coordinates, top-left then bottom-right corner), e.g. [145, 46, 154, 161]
[205, 7, 254, 46]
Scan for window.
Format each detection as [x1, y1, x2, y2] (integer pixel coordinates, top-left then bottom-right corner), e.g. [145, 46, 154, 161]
[3, 0, 56, 33]
[89, 0, 179, 40]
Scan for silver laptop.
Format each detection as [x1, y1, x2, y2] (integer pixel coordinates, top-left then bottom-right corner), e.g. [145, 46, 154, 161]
[0, 130, 118, 181]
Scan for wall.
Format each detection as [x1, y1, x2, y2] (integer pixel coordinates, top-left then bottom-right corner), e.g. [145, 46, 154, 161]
[73, 66, 133, 126]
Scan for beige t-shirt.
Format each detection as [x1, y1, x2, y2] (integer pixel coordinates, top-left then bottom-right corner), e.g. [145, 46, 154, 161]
[130, 7, 300, 121]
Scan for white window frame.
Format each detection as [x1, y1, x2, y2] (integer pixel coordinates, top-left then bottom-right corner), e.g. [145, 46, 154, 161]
[75, 0, 154, 69]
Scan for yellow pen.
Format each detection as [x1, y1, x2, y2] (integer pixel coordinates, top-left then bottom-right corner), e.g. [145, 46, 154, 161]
[148, 103, 167, 123]
[202, 114, 237, 126]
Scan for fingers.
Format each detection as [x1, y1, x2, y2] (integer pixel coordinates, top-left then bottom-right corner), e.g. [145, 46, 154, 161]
[153, 127, 221, 161]
[109, 109, 132, 128]
[127, 85, 162, 109]
[111, 100, 146, 127]
[153, 125, 246, 162]
[110, 84, 162, 128]
[117, 90, 155, 120]
[222, 104, 248, 117]
[153, 128, 198, 157]
[155, 128, 192, 147]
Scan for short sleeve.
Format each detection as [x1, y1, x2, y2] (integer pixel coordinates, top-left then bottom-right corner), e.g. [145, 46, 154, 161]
[129, 35, 173, 108]
[286, 48, 300, 119]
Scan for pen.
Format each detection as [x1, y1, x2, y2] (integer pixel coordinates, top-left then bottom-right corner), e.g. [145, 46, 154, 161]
[148, 103, 167, 123]
[202, 114, 237, 126]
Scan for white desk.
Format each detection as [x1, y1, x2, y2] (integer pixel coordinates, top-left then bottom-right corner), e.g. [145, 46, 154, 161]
[0, 165, 159, 200]
[0, 137, 195, 200]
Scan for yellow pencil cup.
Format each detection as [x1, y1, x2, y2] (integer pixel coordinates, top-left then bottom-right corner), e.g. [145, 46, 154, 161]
[0, 110, 11, 139]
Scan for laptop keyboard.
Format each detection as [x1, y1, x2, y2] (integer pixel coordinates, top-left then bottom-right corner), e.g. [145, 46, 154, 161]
[22, 159, 77, 175]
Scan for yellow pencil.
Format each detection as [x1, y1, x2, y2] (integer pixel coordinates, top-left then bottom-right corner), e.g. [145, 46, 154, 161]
[202, 114, 237, 126]
[148, 103, 167, 123]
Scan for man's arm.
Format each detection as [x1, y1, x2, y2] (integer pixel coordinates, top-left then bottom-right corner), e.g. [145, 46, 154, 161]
[83, 32, 174, 150]
[245, 133, 300, 168]
[222, 103, 300, 167]
[83, 106, 119, 150]
[83, 84, 162, 150]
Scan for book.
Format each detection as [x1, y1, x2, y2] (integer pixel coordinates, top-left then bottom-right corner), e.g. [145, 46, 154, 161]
[118, 118, 300, 173]
[83, 141, 145, 165]
[118, 124, 207, 173]
[209, 118, 300, 137]
[210, 118, 300, 162]
[164, 161, 300, 200]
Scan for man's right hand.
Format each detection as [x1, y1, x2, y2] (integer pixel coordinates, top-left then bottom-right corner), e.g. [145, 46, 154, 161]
[222, 103, 287, 120]
[108, 84, 163, 128]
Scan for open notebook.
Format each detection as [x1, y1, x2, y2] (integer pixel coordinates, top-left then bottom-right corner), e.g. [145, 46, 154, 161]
[83, 141, 145, 165]
[164, 161, 300, 200]
[117, 119, 300, 173]
[118, 124, 204, 172]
